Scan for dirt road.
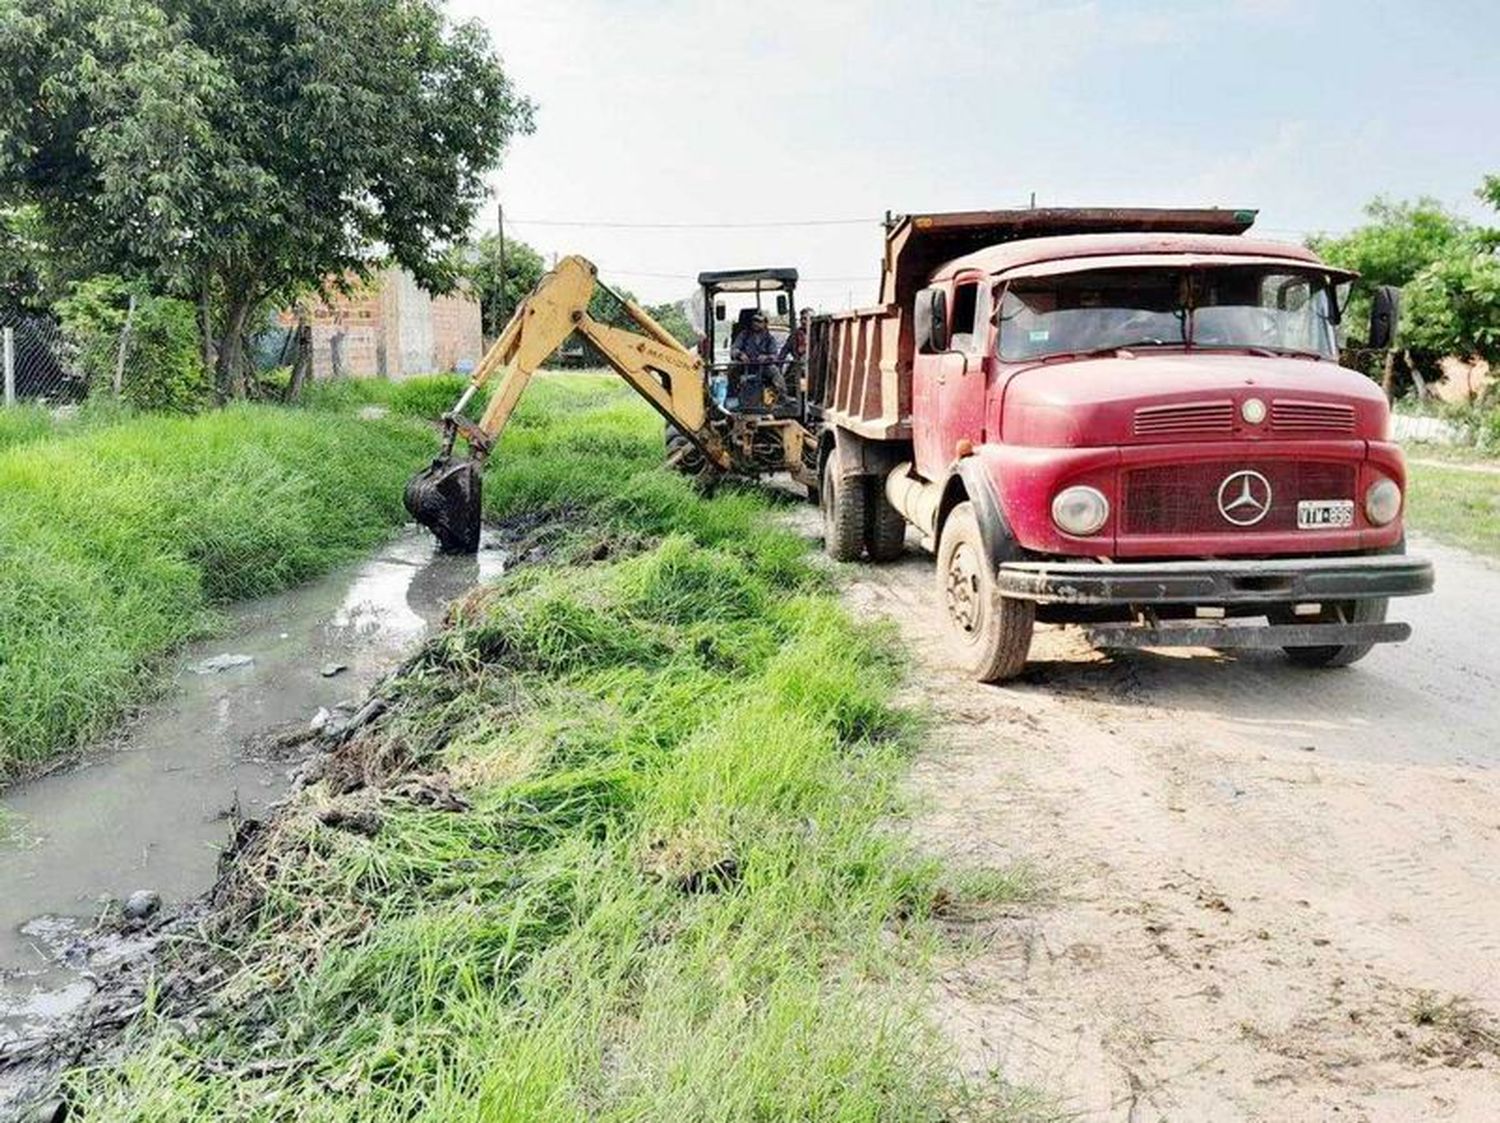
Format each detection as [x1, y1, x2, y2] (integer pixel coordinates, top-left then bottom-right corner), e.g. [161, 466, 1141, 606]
[832, 527, 1500, 1121]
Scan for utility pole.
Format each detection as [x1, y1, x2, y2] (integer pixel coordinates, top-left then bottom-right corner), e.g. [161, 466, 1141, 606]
[496, 202, 506, 337]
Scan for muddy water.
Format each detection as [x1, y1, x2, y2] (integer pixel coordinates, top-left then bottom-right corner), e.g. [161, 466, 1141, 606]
[0, 528, 504, 1047]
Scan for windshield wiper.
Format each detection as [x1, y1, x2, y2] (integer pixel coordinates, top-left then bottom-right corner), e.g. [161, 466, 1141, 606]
[1035, 340, 1183, 363]
[1197, 344, 1325, 360]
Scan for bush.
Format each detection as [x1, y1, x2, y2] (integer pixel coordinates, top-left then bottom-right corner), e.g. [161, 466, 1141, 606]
[56, 275, 210, 413]
[387, 373, 490, 421]
[120, 297, 211, 413]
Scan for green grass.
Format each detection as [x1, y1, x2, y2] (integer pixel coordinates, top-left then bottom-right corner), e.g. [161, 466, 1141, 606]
[0, 403, 56, 450]
[1406, 459, 1500, 558]
[0, 404, 435, 777]
[61, 374, 1030, 1121]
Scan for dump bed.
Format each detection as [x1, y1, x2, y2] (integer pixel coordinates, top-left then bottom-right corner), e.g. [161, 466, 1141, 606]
[807, 206, 1257, 440]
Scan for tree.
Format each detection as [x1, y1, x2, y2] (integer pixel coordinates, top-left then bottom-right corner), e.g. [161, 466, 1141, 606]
[645, 300, 699, 348]
[1311, 185, 1500, 392]
[0, 0, 534, 399]
[451, 232, 545, 338]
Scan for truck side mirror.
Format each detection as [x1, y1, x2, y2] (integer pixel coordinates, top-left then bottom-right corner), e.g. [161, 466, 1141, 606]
[914, 287, 949, 353]
[1368, 285, 1399, 349]
[776, 294, 788, 317]
[715, 303, 726, 322]
[929, 291, 949, 351]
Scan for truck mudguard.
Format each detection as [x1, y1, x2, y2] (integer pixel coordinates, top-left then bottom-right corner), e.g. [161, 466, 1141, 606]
[943, 458, 1024, 568]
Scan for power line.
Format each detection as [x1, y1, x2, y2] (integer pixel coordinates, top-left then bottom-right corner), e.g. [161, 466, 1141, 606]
[507, 216, 878, 230]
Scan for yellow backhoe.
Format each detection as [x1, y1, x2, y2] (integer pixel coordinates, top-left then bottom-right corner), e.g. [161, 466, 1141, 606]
[404, 254, 815, 552]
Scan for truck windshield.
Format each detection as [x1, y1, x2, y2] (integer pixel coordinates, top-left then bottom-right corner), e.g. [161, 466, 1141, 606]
[997, 266, 1338, 362]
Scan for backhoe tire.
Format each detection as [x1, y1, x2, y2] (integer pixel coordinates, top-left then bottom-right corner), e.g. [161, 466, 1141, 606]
[865, 490, 906, 562]
[936, 502, 1034, 682]
[821, 450, 867, 562]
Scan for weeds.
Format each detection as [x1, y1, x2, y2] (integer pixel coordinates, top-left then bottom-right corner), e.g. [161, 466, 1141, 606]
[59, 374, 1000, 1120]
[0, 405, 433, 776]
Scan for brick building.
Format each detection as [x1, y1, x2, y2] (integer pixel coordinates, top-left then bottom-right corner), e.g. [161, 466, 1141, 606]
[283, 268, 483, 380]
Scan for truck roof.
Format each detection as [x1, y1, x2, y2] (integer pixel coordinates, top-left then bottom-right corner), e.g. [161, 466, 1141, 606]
[880, 207, 1259, 307]
[931, 231, 1331, 281]
[697, 267, 798, 291]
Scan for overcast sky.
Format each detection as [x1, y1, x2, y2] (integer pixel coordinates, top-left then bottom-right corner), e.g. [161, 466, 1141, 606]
[449, 0, 1499, 309]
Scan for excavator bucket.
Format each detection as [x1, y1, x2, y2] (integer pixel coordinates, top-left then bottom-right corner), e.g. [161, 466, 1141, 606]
[404, 455, 482, 554]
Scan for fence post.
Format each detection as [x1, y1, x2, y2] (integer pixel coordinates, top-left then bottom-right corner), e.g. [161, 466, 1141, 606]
[3, 325, 14, 407]
[113, 293, 138, 398]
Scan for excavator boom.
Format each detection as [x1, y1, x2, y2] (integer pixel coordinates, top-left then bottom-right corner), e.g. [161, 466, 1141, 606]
[404, 255, 729, 552]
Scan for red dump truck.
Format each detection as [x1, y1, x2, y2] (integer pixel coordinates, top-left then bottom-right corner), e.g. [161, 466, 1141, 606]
[803, 208, 1434, 680]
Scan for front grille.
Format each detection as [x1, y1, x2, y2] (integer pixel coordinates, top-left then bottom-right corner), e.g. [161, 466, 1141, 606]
[1133, 400, 1235, 438]
[1270, 398, 1356, 434]
[1123, 460, 1357, 535]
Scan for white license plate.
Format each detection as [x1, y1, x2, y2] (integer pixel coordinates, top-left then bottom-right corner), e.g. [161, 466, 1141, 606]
[1297, 499, 1354, 529]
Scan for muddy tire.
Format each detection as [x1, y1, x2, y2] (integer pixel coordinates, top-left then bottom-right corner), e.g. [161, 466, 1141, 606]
[821, 449, 867, 562]
[936, 501, 1034, 682]
[666, 433, 708, 477]
[865, 489, 906, 562]
[1277, 597, 1388, 668]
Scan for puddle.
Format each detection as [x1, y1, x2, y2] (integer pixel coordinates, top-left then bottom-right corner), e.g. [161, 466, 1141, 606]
[0, 527, 505, 1047]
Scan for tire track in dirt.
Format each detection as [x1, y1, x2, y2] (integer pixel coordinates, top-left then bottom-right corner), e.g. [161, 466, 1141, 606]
[799, 509, 1500, 1122]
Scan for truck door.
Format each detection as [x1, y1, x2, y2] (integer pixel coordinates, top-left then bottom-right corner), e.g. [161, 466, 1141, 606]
[913, 277, 988, 481]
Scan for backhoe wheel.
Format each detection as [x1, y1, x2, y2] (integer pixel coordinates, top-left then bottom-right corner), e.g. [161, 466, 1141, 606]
[821, 449, 867, 562]
[865, 490, 906, 562]
[936, 501, 1034, 682]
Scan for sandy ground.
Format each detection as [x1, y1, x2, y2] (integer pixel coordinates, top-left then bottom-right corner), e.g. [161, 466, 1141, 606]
[804, 511, 1500, 1122]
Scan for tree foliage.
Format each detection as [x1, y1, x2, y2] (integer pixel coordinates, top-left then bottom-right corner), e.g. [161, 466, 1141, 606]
[0, 0, 534, 399]
[451, 232, 545, 338]
[1311, 182, 1500, 385]
[55, 273, 210, 412]
[646, 300, 700, 347]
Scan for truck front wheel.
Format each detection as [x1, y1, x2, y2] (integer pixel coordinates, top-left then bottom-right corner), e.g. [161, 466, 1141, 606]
[936, 502, 1034, 682]
[1275, 597, 1388, 668]
[821, 449, 867, 562]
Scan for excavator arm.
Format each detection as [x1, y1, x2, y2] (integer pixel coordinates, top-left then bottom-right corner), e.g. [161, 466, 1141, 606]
[404, 255, 728, 553]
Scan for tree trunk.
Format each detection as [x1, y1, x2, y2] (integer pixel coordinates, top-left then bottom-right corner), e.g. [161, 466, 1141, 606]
[215, 293, 254, 401]
[199, 272, 216, 381]
[287, 316, 312, 403]
[1381, 349, 1397, 400]
[1405, 349, 1428, 401]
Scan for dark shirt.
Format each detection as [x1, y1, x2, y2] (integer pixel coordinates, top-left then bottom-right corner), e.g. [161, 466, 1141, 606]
[779, 326, 806, 361]
[731, 328, 778, 364]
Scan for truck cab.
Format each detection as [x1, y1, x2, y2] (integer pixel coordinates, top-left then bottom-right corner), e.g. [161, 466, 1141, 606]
[807, 208, 1433, 681]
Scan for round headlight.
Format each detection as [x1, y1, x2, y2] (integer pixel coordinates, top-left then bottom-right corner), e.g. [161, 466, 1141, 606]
[1241, 397, 1267, 425]
[1052, 486, 1109, 536]
[1365, 477, 1402, 525]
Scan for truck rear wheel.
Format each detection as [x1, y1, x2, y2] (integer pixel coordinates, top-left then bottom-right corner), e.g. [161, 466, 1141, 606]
[936, 501, 1034, 682]
[865, 490, 906, 562]
[821, 449, 867, 562]
[1276, 597, 1388, 668]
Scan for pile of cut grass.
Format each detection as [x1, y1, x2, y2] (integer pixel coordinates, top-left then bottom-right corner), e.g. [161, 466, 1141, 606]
[62, 375, 1026, 1121]
[0, 405, 434, 777]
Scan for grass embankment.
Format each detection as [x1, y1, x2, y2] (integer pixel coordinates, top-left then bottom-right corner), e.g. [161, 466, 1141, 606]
[1406, 454, 1500, 558]
[65, 374, 1022, 1121]
[0, 402, 434, 778]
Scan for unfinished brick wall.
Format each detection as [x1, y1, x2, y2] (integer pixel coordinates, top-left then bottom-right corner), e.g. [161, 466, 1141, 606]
[280, 268, 482, 380]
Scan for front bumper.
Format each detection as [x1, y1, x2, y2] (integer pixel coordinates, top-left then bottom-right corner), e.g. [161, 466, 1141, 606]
[993, 555, 1434, 606]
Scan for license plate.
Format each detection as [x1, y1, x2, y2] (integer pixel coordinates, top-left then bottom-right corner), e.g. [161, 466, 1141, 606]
[1297, 499, 1354, 529]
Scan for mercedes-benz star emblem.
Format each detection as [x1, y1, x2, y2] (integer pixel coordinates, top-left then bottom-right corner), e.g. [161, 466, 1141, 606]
[1217, 470, 1273, 526]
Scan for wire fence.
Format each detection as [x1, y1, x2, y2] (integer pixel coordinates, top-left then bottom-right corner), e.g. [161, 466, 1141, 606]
[0, 311, 91, 405]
